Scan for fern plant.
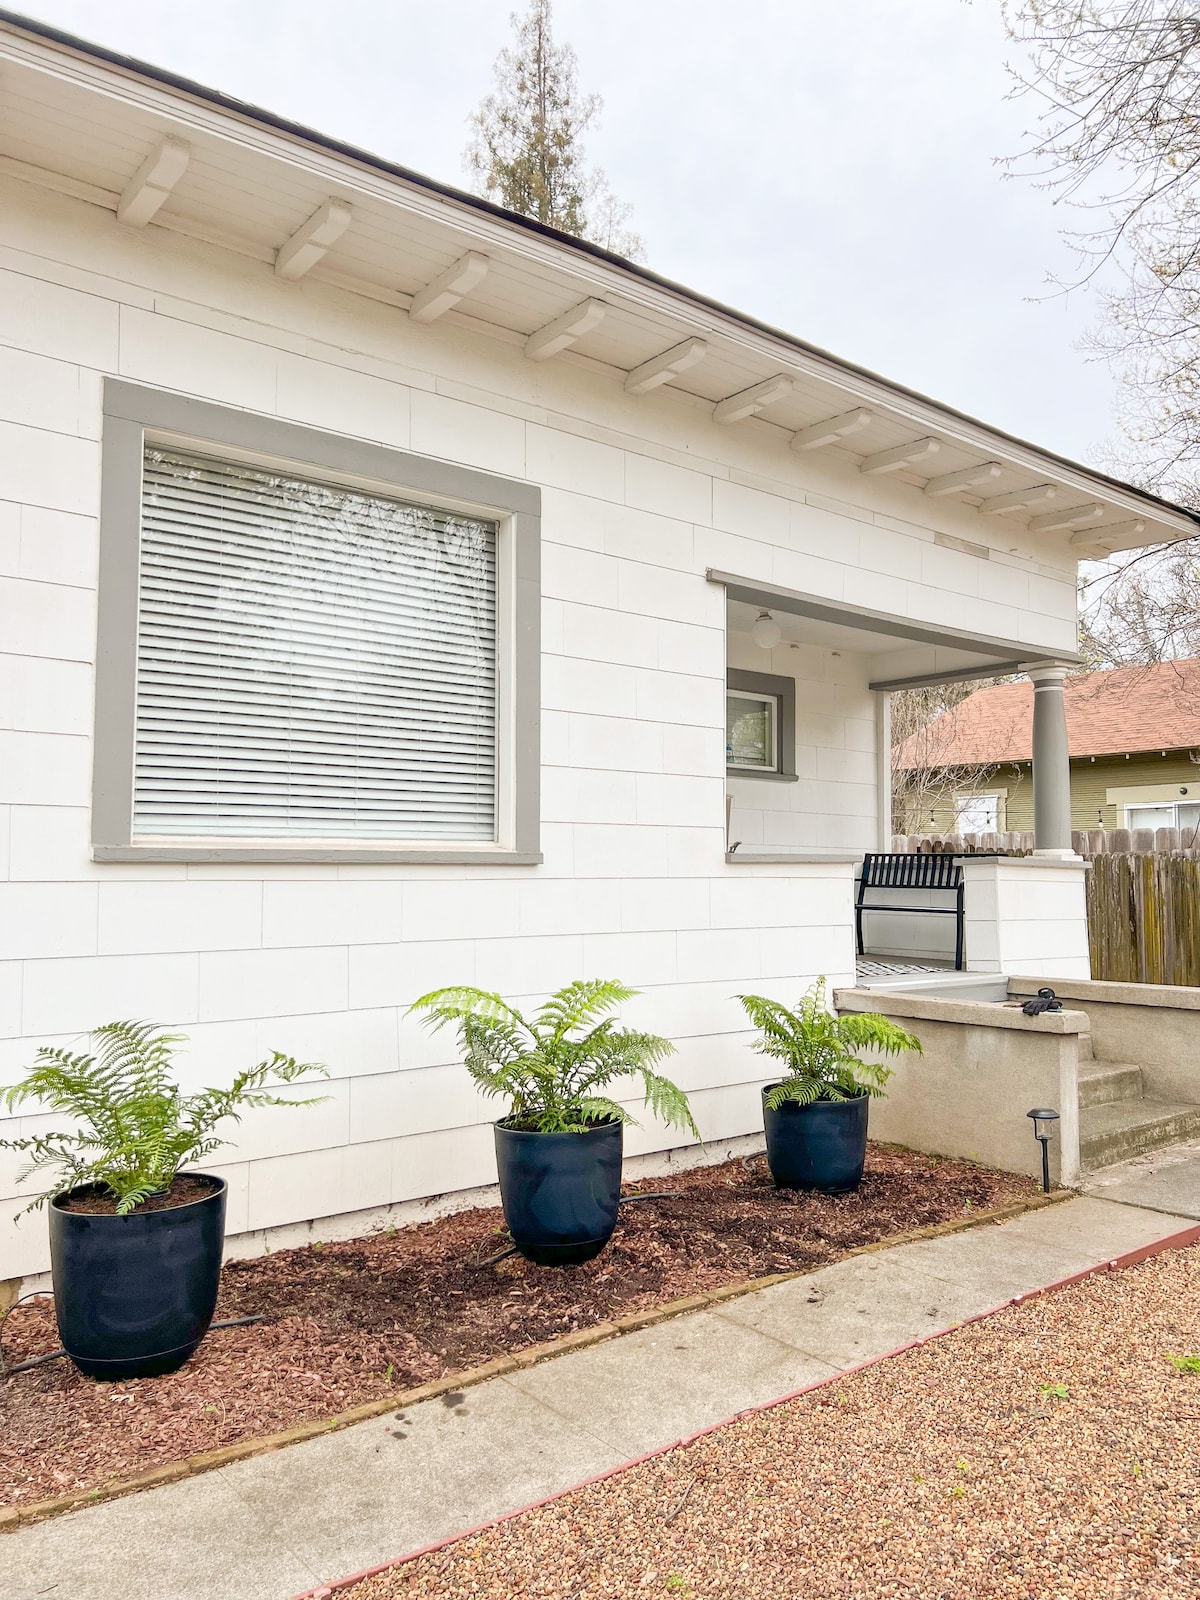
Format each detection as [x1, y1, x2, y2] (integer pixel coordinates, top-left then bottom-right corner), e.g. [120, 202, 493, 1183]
[0, 1020, 327, 1213]
[738, 978, 922, 1110]
[410, 979, 699, 1137]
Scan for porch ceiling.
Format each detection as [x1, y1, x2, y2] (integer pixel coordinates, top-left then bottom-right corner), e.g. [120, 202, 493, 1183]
[721, 573, 1073, 689]
[2, 12, 1198, 565]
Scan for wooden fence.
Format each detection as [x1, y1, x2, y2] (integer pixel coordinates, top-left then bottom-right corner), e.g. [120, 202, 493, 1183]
[1085, 852, 1200, 986]
[891, 832, 1200, 985]
[891, 828, 1200, 859]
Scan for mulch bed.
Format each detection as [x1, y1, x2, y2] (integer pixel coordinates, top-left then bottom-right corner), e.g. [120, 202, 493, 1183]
[0, 1145, 1035, 1509]
[351, 1241, 1200, 1600]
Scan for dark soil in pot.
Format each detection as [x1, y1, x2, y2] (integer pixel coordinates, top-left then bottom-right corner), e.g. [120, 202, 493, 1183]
[494, 1118, 623, 1266]
[58, 1174, 219, 1214]
[49, 1172, 227, 1380]
[762, 1089, 870, 1193]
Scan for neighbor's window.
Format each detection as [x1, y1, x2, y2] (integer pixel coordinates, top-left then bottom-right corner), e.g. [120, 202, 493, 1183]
[133, 446, 498, 842]
[726, 688, 779, 772]
[955, 793, 1002, 833]
[1126, 801, 1200, 836]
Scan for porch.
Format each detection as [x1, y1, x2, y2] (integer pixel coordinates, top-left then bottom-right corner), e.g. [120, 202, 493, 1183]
[715, 569, 1091, 981]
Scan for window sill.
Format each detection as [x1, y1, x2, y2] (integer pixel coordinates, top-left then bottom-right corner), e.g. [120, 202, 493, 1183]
[93, 845, 544, 865]
[725, 848, 862, 864]
[726, 768, 799, 783]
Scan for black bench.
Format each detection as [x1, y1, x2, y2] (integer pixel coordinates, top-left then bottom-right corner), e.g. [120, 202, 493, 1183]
[855, 852, 966, 970]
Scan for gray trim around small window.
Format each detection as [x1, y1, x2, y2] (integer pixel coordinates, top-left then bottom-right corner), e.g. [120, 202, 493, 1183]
[726, 668, 797, 783]
[93, 380, 541, 863]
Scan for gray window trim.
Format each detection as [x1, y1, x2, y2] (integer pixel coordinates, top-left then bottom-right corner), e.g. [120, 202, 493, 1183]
[726, 667, 797, 783]
[93, 380, 541, 864]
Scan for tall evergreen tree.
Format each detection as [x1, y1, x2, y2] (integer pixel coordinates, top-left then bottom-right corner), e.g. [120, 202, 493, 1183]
[467, 0, 644, 260]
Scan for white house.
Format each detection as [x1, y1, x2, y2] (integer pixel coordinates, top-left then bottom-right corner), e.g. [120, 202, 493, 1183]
[1, 13, 1196, 1278]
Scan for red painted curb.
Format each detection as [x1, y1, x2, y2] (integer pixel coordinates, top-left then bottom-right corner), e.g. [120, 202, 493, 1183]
[291, 1220, 1200, 1599]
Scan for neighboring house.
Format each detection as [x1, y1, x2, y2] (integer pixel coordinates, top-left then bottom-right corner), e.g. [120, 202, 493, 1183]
[2, 13, 1197, 1276]
[894, 659, 1200, 836]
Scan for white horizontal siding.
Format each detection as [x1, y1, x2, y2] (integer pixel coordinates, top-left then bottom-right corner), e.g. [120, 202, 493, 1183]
[0, 175, 1075, 1275]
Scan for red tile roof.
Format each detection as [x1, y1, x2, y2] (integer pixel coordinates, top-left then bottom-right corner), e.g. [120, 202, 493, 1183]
[895, 659, 1200, 769]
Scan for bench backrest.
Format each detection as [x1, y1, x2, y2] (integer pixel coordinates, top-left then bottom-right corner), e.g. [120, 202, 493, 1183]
[860, 852, 963, 890]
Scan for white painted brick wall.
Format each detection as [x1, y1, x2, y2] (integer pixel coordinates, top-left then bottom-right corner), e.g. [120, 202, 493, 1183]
[0, 176, 1080, 1275]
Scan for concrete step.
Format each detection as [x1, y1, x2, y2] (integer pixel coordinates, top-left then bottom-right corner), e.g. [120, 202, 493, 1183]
[1077, 1062, 1144, 1109]
[1080, 1097, 1200, 1170]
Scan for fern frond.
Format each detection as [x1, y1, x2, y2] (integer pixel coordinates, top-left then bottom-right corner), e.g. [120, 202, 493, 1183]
[571, 1095, 632, 1127]
[834, 1012, 923, 1058]
[535, 980, 635, 1043]
[764, 1075, 824, 1111]
[636, 1064, 700, 1138]
[409, 987, 528, 1034]
[742, 979, 922, 1110]
[415, 977, 696, 1138]
[0, 1023, 327, 1212]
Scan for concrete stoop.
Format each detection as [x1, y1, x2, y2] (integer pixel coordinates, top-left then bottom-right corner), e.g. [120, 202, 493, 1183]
[1078, 1052, 1200, 1171]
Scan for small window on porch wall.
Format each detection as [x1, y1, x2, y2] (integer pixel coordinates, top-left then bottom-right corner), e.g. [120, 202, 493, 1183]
[725, 669, 797, 781]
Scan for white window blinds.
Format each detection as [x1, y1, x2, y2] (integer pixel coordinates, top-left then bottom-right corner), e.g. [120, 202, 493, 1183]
[133, 447, 499, 841]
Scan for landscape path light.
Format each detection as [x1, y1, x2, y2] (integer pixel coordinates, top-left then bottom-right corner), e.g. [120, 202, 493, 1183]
[1027, 1107, 1060, 1194]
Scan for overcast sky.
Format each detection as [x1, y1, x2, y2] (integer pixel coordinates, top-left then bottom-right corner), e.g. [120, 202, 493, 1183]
[17, 0, 1120, 465]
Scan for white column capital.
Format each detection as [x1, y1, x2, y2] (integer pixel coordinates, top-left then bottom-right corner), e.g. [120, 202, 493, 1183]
[1024, 662, 1071, 687]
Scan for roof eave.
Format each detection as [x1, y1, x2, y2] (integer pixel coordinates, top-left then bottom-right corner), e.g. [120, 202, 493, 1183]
[1, 6, 1197, 543]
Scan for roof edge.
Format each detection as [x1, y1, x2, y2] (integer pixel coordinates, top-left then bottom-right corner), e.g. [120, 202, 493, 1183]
[2, 6, 1198, 536]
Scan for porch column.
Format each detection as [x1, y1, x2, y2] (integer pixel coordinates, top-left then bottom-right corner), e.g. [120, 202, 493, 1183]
[1029, 664, 1072, 854]
[875, 690, 892, 849]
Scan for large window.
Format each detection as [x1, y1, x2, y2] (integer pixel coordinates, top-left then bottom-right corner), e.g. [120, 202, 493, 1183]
[135, 447, 498, 842]
[94, 383, 541, 863]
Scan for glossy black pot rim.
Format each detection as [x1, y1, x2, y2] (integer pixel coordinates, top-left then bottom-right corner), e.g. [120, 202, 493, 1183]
[494, 1117, 622, 1138]
[760, 1086, 869, 1107]
[50, 1172, 227, 1218]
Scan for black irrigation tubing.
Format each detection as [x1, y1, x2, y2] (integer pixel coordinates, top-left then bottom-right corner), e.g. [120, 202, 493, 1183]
[466, 1192, 681, 1272]
[0, 1313, 266, 1378]
[468, 1243, 520, 1271]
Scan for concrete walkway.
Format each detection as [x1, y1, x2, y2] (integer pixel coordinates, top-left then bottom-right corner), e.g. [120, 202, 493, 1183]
[1083, 1135, 1200, 1220]
[7, 1188, 1199, 1600]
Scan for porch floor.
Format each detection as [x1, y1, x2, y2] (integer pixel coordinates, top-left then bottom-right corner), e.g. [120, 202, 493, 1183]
[855, 956, 953, 980]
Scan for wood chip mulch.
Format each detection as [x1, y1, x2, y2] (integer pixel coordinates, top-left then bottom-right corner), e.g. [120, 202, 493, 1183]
[351, 1242, 1200, 1600]
[0, 1145, 1034, 1508]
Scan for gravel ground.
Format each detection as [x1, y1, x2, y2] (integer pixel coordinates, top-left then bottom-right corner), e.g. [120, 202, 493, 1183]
[350, 1243, 1200, 1600]
[0, 1147, 1033, 1507]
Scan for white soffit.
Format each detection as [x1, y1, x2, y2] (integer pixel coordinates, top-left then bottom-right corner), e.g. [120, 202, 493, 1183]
[0, 19, 1195, 552]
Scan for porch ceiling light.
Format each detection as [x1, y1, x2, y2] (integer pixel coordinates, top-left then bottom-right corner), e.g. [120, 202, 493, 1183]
[1027, 1106, 1060, 1194]
[752, 610, 781, 650]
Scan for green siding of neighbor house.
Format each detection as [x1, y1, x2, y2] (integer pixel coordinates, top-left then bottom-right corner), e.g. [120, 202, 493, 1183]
[916, 751, 1200, 835]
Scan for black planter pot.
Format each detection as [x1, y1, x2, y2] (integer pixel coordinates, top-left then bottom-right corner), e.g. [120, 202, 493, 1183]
[494, 1119, 623, 1266]
[48, 1174, 227, 1380]
[761, 1089, 870, 1194]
